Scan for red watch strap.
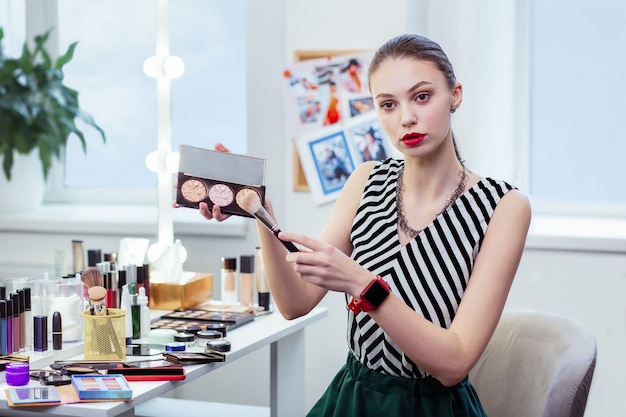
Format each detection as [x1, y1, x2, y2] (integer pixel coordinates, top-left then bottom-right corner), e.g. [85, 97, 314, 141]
[348, 276, 389, 314]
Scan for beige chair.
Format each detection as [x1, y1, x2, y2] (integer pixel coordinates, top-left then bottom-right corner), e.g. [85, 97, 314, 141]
[469, 310, 597, 417]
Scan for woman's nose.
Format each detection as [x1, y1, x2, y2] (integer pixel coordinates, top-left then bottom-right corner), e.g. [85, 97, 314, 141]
[400, 107, 417, 127]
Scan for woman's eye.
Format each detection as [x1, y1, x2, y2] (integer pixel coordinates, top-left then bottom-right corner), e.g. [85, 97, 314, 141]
[415, 93, 429, 102]
[380, 101, 396, 110]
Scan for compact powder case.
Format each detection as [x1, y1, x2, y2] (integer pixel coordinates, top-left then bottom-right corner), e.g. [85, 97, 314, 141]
[176, 144, 266, 218]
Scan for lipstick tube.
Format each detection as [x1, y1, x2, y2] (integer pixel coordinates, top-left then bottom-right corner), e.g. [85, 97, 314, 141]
[5, 299, 13, 354]
[18, 289, 25, 350]
[23, 287, 32, 350]
[10, 293, 20, 353]
[52, 311, 62, 350]
[0, 300, 7, 355]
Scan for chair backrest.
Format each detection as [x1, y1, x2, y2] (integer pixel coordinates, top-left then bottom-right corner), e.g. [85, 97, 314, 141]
[469, 310, 597, 417]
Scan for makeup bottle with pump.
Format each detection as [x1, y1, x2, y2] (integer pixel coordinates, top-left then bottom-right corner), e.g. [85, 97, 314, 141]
[220, 257, 238, 305]
[0, 300, 6, 355]
[239, 254, 255, 307]
[137, 286, 150, 339]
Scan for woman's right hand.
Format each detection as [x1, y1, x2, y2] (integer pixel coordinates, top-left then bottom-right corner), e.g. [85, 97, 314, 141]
[185, 142, 233, 222]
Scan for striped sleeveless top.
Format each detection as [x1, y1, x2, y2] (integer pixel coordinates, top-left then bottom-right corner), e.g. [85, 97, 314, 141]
[348, 158, 515, 378]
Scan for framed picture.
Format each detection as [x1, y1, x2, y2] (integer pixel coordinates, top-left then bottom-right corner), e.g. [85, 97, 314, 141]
[295, 127, 356, 205]
[344, 114, 398, 164]
[287, 49, 373, 192]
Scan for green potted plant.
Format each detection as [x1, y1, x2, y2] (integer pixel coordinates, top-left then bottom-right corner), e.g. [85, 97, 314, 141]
[0, 26, 105, 183]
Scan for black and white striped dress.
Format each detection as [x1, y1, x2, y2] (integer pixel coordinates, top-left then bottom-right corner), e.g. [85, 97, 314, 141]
[348, 158, 514, 379]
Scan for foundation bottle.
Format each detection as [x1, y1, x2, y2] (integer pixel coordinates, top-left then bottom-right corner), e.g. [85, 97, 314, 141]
[239, 254, 255, 307]
[220, 257, 238, 305]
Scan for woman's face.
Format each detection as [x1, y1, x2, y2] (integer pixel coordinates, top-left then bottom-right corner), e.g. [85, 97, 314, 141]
[369, 57, 461, 158]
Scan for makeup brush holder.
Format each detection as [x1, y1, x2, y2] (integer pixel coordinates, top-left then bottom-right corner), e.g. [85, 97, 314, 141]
[82, 309, 127, 361]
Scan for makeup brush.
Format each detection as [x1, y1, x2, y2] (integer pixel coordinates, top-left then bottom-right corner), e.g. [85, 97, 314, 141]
[87, 286, 108, 316]
[236, 189, 299, 252]
[81, 267, 103, 289]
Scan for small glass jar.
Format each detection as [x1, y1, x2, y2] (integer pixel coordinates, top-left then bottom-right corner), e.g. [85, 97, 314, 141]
[173, 332, 195, 348]
[195, 330, 222, 347]
[205, 323, 228, 338]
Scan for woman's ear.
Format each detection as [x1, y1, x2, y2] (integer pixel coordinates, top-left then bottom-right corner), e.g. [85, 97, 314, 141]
[451, 82, 463, 112]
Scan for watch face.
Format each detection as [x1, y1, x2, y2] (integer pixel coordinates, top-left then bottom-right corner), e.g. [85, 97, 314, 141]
[363, 279, 390, 308]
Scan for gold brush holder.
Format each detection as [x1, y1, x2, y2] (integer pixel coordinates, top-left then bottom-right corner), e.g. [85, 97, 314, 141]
[82, 308, 127, 361]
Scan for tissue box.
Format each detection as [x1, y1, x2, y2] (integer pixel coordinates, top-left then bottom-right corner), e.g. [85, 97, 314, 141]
[149, 272, 213, 311]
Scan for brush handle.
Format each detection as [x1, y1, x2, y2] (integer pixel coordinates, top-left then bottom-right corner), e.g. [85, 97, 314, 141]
[273, 230, 299, 253]
[253, 207, 299, 252]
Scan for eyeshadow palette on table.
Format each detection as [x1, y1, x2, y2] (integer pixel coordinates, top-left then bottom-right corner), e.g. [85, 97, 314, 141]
[152, 305, 257, 332]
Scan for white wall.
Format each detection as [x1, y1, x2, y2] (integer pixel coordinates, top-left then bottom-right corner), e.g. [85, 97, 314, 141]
[0, 1, 619, 415]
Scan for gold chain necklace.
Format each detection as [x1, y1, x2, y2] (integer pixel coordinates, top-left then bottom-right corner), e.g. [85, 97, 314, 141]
[396, 165, 468, 239]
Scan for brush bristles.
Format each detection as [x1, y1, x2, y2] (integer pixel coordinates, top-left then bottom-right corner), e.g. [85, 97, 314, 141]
[236, 188, 262, 215]
[81, 267, 103, 288]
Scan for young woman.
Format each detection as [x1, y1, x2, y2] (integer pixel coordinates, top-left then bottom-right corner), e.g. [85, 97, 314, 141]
[200, 34, 531, 416]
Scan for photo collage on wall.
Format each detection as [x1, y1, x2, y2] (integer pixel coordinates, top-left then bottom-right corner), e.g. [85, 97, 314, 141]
[281, 51, 398, 205]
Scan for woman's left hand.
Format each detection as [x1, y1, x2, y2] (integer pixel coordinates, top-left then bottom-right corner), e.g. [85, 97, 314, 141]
[279, 231, 372, 297]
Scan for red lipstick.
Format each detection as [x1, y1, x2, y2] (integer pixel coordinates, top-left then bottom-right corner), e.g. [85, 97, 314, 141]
[401, 133, 425, 147]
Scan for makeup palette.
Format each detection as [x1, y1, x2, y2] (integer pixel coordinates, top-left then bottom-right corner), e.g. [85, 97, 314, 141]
[153, 309, 255, 332]
[71, 374, 132, 400]
[176, 145, 266, 217]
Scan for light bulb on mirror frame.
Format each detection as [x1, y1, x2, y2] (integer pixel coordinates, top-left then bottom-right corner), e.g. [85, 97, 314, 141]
[143, 56, 159, 78]
[163, 56, 185, 78]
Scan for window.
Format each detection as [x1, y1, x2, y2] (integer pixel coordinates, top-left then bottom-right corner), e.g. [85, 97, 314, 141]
[529, 0, 626, 213]
[44, 0, 246, 203]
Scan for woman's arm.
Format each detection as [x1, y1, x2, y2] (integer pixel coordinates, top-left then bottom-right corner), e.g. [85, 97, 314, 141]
[367, 189, 531, 386]
[259, 161, 377, 319]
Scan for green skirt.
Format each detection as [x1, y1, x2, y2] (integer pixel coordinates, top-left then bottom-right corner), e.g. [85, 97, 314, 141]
[307, 353, 487, 417]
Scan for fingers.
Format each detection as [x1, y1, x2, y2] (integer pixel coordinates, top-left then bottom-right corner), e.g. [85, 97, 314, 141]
[279, 231, 322, 252]
[214, 143, 231, 153]
[199, 202, 231, 222]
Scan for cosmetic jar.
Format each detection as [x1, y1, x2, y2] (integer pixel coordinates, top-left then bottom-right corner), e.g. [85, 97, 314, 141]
[165, 342, 186, 352]
[173, 332, 195, 348]
[182, 324, 203, 336]
[196, 330, 222, 347]
[206, 339, 231, 353]
[205, 323, 228, 338]
[148, 328, 177, 345]
[6, 362, 30, 386]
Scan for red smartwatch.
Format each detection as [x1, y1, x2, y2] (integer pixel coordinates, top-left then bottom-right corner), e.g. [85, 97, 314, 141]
[348, 276, 390, 314]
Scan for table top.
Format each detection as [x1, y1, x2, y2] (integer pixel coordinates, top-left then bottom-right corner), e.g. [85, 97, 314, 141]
[0, 307, 328, 417]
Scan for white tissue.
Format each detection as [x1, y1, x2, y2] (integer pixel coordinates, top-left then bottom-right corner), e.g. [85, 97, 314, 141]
[117, 237, 150, 267]
[148, 239, 194, 283]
